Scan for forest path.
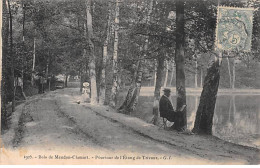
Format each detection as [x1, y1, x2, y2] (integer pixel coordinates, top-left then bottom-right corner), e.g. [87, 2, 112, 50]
[1, 88, 259, 164]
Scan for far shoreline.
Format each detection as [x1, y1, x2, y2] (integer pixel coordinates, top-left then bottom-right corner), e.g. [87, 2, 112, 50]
[138, 87, 260, 96]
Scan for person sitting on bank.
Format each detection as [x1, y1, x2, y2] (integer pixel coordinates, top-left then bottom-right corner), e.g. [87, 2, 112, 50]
[159, 88, 176, 123]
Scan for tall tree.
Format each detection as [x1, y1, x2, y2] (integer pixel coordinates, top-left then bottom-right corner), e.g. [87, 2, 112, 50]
[104, 55, 113, 105]
[20, 0, 26, 99]
[100, 1, 112, 104]
[86, 0, 98, 104]
[173, 0, 187, 131]
[169, 61, 175, 87]
[118, 0, 154, 114]
[227, 57, 232, 88]
[110, 0, 120, 107]
[151, 55, 165, 125]
[31, 29, 36, 86]
[195, 58, 198, 88]
[7, 0, 15, 112]
[232, 60, 236, 89]
[163, 59, 169, 87]
[1, 0, 5, 131]
[192, 52, 222, 134]
[200, 67, 203, 88]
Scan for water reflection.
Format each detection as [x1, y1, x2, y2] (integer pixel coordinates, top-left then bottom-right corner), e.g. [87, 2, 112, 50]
[117, 94, 260, 148]
[213, 95, 259, 148]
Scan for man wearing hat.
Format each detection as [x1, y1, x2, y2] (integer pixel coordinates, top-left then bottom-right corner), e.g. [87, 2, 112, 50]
[159, 88, 176, 124]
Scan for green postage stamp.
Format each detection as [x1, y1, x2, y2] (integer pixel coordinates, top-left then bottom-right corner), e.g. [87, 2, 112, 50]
[215, 6, 254, 52]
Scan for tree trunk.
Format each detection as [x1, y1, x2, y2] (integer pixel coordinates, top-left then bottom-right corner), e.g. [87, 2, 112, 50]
[192, 55, 222, 135]
[228, 96, 232, 122]
[65, 74, 68, 87]
[117, 48, 144, 114]
[31, 29, 36, 86]
[104, 57, 113, 105]
[173, 0, 187, 131]
[118, 0, 153, 113]
[232, 95, 236, 125]
[86, 0, 97, 104]
[80, 71, 83, 93]
[195, 59, 198, 88]
[154, 60, 157, 87]
[227, 57, 232, 88]
[1, 0, 6, 131]
[169, 61, 175, 87]
[95, 46, 103, 102]
[21, 0, 25, 95]
[152, 57, 165, 125]
[7, 0, 15, 112]
[117, 44, 138, 112]
[100, 45, 107, 102]
[100, 1, 111, 104]
[21, 0, 27, 100]
[80, 23, 87, 94]
[200, 68, 203, 88]
[110, 0, 120, 107]
[118, 64, 123, 89]
[46, 60, 49, 91]
[232, 60, 236, 90]
[163, 60, 169, 87]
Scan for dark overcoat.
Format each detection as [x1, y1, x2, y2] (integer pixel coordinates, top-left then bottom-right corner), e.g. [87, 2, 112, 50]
[159, 95, 175, 122]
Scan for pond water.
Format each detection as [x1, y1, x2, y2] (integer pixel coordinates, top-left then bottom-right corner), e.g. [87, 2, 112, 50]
[117, 93, 260, 148]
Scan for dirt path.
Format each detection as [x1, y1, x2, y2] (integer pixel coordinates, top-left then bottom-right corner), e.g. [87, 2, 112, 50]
[12, 95, 101, 151]
[1, 88, 259, 165]
[12, 91, 189, 155]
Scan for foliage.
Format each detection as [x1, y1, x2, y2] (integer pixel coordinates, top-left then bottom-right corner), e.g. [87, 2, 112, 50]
[1, 0, 260, 121]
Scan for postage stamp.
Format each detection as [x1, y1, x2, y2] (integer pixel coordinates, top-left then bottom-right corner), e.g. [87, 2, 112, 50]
[215, 6, 254, 52]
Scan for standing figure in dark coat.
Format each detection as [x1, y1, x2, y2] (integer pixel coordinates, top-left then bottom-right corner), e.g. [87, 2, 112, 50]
[159, 88, 176, 122]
